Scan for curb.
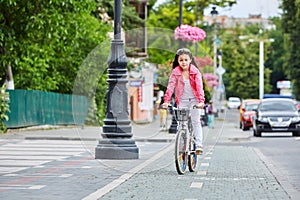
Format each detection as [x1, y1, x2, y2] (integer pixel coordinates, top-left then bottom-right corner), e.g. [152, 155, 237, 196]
[24, 136, 175, 143]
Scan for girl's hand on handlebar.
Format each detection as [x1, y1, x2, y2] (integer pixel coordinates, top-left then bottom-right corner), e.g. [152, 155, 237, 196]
[196, 103, 205, 109]
[162, 103, 169, 109]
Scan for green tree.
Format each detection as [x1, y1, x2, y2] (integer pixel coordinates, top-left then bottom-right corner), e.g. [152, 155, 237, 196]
[0, 0, 110, 93]
[281, 0, 300, 99]
[221, 25, 272, 99]
[266, 17, 288, 94]
[0, 0, 115, 125]
[0, 78, 9, 133]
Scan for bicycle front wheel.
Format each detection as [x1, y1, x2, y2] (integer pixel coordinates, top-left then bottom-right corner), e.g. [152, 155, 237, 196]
[175, 129, 187, 175]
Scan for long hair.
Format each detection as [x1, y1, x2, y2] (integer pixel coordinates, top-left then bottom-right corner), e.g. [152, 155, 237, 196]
[172, 48, 198, 69]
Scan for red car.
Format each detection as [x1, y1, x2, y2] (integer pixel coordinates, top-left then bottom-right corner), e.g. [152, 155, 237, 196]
[240, 101, 259, 131]
[297, 101, 300, 110]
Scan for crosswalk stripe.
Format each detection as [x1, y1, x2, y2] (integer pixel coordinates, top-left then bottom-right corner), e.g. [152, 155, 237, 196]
[0, 147, 86, 151]
[0, 139, 90, 175]
[0, 167, 28, 174]
[0, 155, 67, 160]
[0, 184, 46, 190]
[0, 151, 83, 155]
[0, 160, 50, 166]
[3, 173, 73, 178]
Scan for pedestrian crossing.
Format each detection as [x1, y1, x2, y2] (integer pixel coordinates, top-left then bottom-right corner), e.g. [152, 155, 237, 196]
[0, 139, 92, 175]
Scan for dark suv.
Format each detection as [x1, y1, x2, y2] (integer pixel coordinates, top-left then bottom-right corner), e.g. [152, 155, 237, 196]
[253, 98, 300, 137]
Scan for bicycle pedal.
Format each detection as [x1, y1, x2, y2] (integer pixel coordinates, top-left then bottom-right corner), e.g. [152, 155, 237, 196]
[195, 149, 203, 155]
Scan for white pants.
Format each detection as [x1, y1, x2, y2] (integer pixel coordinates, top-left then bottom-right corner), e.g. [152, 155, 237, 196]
[179, 99, 203, 147]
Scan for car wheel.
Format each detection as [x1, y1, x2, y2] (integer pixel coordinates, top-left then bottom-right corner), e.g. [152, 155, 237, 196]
[242, 124, 249, 131]
[253, 129, 257, 136]
[253, 128, 261, 137]
[292, 131, 300, 137]
[256, 130, 262, 137]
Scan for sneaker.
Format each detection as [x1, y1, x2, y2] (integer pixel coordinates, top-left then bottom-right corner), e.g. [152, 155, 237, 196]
[195, 146, 203, 155]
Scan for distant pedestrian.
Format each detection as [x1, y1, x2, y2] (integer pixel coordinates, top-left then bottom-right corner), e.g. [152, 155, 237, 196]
[162, 48, 205, 154]
[158, 97, 167, 131]
[207, 101, 215, 128]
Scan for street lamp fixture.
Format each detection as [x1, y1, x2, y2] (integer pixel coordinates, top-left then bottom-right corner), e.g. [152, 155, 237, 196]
[210, 6, 218, 19]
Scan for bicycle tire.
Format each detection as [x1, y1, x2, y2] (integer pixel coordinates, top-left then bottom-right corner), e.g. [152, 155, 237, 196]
[175, 129, 187, 175]
[188, 132, 197, 172]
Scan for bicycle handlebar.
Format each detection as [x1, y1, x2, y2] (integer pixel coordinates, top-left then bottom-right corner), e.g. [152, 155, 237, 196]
[167, 104, 206, 110]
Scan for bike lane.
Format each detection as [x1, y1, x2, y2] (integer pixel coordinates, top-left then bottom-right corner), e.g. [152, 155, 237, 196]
[93, 117, 292, 200]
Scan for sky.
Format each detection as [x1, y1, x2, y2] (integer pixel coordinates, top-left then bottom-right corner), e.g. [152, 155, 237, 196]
[155, 0, 282, 18]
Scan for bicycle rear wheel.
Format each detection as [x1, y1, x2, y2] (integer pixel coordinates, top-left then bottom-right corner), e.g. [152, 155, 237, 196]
[188, 133, 197, 172]
[175, 129, 187, 175]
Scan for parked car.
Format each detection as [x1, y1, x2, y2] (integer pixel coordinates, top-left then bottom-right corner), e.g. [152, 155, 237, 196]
[296, 101, 300, 112]
[263, 94, 295, 99]
[227, 97, 241, 109]
[239, 99, 260, 130]
[252, 98, 300, 137]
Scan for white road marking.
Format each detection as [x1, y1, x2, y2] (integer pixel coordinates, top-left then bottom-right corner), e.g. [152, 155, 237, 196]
[4, 173, 73, 178]
[200, 163, 209, 167]
[197, 171, 207, 175]
[0, 184, 46, 190]
[190, 182, 203, 188]
[0, 160, 50, 166]
[28, 185, 46, 189]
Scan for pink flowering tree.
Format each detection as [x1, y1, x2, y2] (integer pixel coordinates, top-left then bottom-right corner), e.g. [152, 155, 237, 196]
[203, 73, 218, 88]
[174, 24, 206, 42]
[194, 56, 213, 68]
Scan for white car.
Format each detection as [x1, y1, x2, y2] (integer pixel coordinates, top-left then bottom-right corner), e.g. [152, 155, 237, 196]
[227, 97, 241, 109]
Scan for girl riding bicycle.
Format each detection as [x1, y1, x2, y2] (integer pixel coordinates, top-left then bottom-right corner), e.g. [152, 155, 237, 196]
[162, 48, 205, 154]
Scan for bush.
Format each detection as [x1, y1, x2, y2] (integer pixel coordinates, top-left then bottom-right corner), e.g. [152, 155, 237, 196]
[0, 83, 10, 133]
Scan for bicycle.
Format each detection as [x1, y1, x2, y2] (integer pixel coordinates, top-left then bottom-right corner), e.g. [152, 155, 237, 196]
[170, 105, 201, 175]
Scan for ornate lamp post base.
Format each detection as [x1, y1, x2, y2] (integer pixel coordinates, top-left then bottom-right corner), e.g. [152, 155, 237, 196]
[168, 115, 177, 134]
[95, 138, 139, 159]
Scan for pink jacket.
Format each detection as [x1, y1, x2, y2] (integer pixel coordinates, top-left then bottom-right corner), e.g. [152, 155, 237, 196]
[164, 64, 205, 106]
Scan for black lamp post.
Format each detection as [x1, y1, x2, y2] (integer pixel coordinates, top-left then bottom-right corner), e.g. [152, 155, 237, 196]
[210, 6, 218, 76]
[95, 0, 139, 159]
[178, 0, 183, 48]
[169, 0, 183, 134]
[195, 0, 199, 56]
[179, 0, 183, 26]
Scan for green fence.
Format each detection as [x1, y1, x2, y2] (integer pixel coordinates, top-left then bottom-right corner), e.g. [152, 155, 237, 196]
[4, 90, 89, 128]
